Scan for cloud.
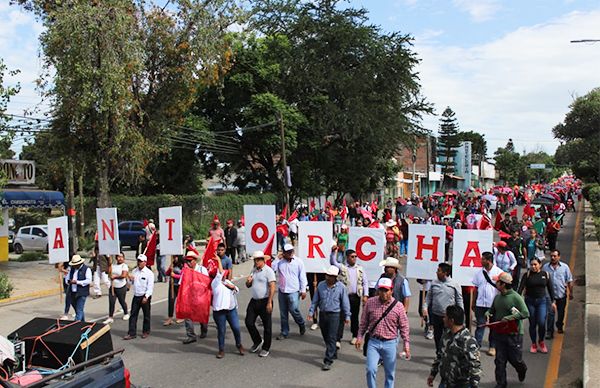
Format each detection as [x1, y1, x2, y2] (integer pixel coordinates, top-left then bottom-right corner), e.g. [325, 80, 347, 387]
[415, 10, 600, 155]
[452, 0, 501, 22]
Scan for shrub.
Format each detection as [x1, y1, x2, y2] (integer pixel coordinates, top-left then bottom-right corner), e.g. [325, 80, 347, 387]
[12, 252, 48, 262]
[582, 183, 599, 201]
[0, 272, 14, 299]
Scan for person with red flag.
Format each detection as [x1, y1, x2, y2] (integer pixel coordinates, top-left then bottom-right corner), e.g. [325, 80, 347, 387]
[212, 255, 245, 359]
[181, 251, 210, 344]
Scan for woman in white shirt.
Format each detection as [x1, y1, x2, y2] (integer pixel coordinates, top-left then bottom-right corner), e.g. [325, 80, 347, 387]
[212, 256, 245, 358]
[104, 252, 130, 324]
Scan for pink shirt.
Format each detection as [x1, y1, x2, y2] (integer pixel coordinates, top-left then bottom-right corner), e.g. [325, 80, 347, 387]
[358, 296, 410, 348]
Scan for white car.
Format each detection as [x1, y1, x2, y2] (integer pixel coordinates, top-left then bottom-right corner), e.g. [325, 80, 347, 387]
[13, 225, 49, 254]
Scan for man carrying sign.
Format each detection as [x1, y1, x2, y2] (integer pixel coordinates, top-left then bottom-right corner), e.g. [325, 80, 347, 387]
[272, 243, 308, 340]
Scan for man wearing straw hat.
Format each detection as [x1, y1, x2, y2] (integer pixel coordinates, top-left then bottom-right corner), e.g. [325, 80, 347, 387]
[245, 250, 276, 357]
[65, 254, 92, 321]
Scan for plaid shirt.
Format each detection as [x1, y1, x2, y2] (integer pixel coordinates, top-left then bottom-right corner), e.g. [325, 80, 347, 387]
[358, 296, 410, 347]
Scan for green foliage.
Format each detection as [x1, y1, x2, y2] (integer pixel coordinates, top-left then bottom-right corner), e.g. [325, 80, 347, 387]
[456, 131, 487, 164]
[12, 252, 48, 262]
[553, 87, 600, 183]
[438, 107, 461, 176]
[582, 183, 599, 201]
[0, 272, 13, 300]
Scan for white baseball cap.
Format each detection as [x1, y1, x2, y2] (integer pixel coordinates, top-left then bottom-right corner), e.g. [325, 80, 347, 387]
[283, 243, 295, 252]
[137, 254, 148, 262]
[377, 277, 393, 290]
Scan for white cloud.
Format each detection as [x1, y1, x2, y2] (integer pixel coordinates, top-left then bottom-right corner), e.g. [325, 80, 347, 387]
[453, 0, 501, 22]
[415, 10, 600, 155]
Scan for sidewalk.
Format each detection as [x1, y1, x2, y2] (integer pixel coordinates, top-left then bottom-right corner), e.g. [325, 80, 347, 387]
[584, 201, 600, 388]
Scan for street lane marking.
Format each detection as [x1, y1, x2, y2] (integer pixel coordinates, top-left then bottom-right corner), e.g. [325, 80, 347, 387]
[544, 202, 583, 388]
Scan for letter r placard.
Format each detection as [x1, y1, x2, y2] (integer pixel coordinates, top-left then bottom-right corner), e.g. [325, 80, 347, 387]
[298, 221, 332, 273]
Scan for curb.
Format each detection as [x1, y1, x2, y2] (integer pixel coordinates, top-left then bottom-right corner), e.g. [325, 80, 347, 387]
[584, 200, 600, 388]
[0, 288, 61, 307]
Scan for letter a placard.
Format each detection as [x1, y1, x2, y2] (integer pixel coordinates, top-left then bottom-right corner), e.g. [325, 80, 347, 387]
[96, 208, 120, 255]
[452, 229, 493, 286]
[406, 224, 446, 280]
[298, 221, 332, 273]
[159, 206, 183, 255]
[48, 216, 69, 264]
[244, 205, 276, 256]
[348, 227, 384, 287]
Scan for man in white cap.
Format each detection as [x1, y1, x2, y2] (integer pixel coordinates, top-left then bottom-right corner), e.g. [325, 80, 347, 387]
[272, 243, 308, 339]
[124, 254, 155, 340]
[65, 254, 92, 321]
[307, 265, 350, 371]
[245, 250, 276, 357]
[356, 275, 410, 388]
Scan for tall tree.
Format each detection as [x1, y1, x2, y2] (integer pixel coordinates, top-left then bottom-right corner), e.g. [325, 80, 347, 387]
[456, 130, 487, 165]
[19, 0, 242, 205]
[0, 59, 20, 160]
[553, 87, 600, 183]
[494, 146, 522, 185]
[438, 106, 460, 177]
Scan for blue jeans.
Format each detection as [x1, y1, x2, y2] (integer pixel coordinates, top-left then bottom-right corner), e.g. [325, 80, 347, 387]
[71, 295, 87, 321]
[474, 306, 494, 348]
[278, 291, 305, 336]
[213, 308, 242, 351]
[399, 240, 408, 255]
[525, 296, 547, 343]
[366, 337, 398, 388]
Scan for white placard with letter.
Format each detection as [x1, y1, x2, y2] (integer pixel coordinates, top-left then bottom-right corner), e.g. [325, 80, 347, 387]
[298, 221, 332, 273]
[48, 216, 69, 264]
[406, 224, 446, 280]
[96, 208, 120, 255]
[347, 227, 385, 287]
[452, 229, 493, 286]
[159, 206, 183, 255]
[244, 205, 276, 256]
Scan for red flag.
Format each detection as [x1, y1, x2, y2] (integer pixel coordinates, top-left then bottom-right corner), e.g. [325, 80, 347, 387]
[202, 235, 220, 270]
[240, 215, 245, 226]
[264, 233, 276, 266]
[369, 220, 380, 228]
[309, 200, 316, 213]
[370, 201, 378, 213]
[360, 208, 373, 221]
[143, 219, 149, 228]
[176, 267, 212, 324]
[280, 204, 288, 219]
[143, 231, 157, 267]
[310, 215, 319, 221]
[478, 214, 491, 230]
[523, 204, 535, 217]
[459, 210, 465, 223]
[341, 198, 348, 220]
[277, 223, 289, 237]
[498, 230, 511, 239]
[325, 200, 332, 209]
[494, 211, 502, 231]
[287, 209, 298, 223]
[444, 205, 452, 216]
[509, 208, 517, 217]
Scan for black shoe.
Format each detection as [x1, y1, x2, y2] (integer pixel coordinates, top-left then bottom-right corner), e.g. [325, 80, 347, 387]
[250, 340, 264, 353]
[299, 325, 306, 335]
[183, 337, 197, 345]
[546, 332, 554, 340]
[557, 328, 564, 334]
[322, 363, 331, 371]
[276, 334, 288, 340]
[199, 332, 207, 339]
[518, 367, 527, 382]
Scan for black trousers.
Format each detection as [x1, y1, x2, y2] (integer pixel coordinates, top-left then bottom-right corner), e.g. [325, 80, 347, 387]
[431, 313, 445, 354]
[168, 283, 179, 318]
[547, 296, 567, 332]
[108, 285, 128, 317]
[319, 312, 339, 365]
[128, 295, 151, 336]
[245, 298, 272, 351]
[547, 233, 558, 251]
[308, 273, 326, 321]
[226, 247, 237, 263]
[337, 294, 361, 340]
[494, 333, 527, 388]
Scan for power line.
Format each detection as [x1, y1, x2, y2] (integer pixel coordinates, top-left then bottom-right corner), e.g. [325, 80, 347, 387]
[166, 135, 239, 150]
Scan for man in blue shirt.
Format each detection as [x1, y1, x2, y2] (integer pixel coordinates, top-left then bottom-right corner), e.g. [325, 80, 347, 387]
[273, 244, 308, 339]
[543, 250, 573, 338]
[308, 265, 350, 371]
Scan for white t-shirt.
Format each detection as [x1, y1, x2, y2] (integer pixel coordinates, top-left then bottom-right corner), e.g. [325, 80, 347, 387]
[471, 265, 504, 308]
[111, 263, 129, 288]
[211, 271, 239, 311]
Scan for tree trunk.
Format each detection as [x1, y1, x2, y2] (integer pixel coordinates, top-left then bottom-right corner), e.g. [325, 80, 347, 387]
[96, 156, 112, 208]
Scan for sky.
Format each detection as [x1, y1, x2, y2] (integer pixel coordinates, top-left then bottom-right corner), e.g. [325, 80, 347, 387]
[2, 0, 600, 157]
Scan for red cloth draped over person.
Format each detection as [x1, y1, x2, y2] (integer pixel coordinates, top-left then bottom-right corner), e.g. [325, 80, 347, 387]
[176, 266, 212, 324]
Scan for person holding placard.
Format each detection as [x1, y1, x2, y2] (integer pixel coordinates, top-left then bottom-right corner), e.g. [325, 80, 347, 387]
[103, 252, 129, 324]
[273, 243, 307, 340]
[308, 265, 350, 371]
[123, 254, 154, 340]
[66, 255, 92, 321]
[422, 263, 463, 354]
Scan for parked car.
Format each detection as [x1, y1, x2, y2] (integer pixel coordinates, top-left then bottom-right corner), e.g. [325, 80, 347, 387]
[8, 230, 15, 252]
[13, 225, 48, 254]
[118, 221, 145, 249]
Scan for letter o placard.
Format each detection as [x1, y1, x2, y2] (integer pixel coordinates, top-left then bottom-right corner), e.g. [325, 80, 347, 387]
[251, 223, 269, 244]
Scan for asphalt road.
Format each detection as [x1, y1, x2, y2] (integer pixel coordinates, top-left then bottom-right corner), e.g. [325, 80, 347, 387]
[0, 208, 583, 388]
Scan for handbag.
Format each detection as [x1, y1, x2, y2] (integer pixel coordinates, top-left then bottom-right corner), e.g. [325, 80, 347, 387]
[363, 299, 398, 356]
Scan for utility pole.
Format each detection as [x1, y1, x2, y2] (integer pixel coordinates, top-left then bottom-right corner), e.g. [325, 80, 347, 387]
[78, 173, 85, 239]
[411, 137, 417, 198]
[278, 112, 290, 209]
[66, 162, 78, 255]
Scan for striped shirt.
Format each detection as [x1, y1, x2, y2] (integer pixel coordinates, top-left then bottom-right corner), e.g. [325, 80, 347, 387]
[358, 296, 410, 348]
